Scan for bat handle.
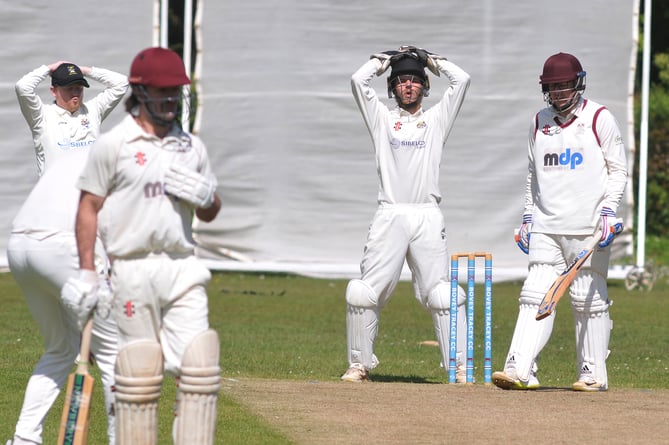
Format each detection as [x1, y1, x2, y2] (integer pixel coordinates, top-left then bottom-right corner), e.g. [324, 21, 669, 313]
[77, 318, 94, 373]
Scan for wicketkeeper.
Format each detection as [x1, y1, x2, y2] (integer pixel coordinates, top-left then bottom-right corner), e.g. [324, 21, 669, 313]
[342, 46, 471, 383]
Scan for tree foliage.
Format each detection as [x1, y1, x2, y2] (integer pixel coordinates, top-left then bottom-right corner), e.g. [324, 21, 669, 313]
[634, 1, 669, 237]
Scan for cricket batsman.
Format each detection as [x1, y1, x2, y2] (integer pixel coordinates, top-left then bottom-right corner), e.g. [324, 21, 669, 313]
[65, 47, 222, 443]
[492, 52, 628, 391]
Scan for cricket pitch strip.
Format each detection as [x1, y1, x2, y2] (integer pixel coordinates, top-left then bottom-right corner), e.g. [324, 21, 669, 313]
[223, 378, 669, 445]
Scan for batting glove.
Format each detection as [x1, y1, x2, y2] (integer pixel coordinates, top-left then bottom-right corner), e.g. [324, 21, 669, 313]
[514, 213, 532, 254]
[370, 50, 401, 76]
[599, 207, 624, 248]
[61, 269, 101, 331]
[164, 164, 217, 209]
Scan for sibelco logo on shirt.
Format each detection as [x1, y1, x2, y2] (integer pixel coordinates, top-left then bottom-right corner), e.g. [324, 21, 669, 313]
[57, 139, 96, 149]
[390, 138, 426, 150]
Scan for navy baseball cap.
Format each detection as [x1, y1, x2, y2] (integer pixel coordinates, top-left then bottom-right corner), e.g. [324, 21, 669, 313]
[51, 63, 90, 88]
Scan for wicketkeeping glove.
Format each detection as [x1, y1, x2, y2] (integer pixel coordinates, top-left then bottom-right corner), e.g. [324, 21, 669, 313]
[61, 270, 104, 331]
[370, 50, 401, 76]
[398, 45, 424, 60]
[397, 45, 446, 76]
[598, 207, 624, 248]
[514, 213, 532, 254]
[425, 52, 446, 77]
[164, 164, 216, 209]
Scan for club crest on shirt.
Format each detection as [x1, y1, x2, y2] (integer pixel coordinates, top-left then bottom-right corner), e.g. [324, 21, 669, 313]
[542, 124, 561, 135]
[80, 117, 90, 129]
[394, 121, 402, 131]
[135, 151, 147, 166]
[123, 300, 135, 318]
[416, 121, 427, 129]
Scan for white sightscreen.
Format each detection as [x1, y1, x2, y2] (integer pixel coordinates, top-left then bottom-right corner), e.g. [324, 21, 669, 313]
[194, 0, 637, 279]
[0, 0, 152, 269]
[0, 1, 637, 282]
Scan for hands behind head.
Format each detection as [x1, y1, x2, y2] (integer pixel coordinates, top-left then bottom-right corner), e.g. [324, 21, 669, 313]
[370, 46, 446, 77]
[397, 46, 445, 76]
[370, 51, 401, 75]
[47, 61, 91, 76]
[48, 61, 71, 72]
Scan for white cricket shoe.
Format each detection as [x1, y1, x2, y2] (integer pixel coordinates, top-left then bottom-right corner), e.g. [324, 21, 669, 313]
[341, 363, 369, 382]
[491, 370, 540, 390]
[572, 379, 607, 392]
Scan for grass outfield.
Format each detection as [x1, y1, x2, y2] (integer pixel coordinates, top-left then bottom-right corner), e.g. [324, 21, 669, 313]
[0, 270, 667, 443]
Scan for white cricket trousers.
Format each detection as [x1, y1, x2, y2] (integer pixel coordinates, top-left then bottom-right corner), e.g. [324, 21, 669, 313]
[110, 254, 211, 376]
[360, 203, 450, 305]
[7, 232, 117, 444]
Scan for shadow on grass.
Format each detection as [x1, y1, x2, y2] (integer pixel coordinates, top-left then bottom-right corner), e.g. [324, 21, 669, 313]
[368, 374, 442, 384]
[355, 375, 576, 389]
[492, 385, 575, 392]
[533, 386, 581, 392]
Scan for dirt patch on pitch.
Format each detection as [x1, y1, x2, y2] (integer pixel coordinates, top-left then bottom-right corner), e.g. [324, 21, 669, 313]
[223, 378, 669, 445]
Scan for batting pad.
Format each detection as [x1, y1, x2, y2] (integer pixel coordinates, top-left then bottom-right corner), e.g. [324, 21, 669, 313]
[174, 329, 221, 445]
[114, 340, 163, 445]
[574, 310, 612, 386]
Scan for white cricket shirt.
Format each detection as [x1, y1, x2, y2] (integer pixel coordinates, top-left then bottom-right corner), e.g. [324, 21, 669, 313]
[526, 98, 628, 235]
[15, 65, 128, 176]
[11, 151, 90, 237]
[77, 115, 218, 259]
[351, 58, 470, 204]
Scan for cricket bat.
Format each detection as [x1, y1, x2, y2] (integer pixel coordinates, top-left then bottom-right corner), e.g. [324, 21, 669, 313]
[535, 240, 597, 321]
[57, 318, 95, 444]
[535, 222, 623, 321]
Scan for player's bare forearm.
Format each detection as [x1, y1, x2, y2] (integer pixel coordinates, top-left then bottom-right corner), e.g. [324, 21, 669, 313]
[195, 193, 221, 222]
[76, 191, 105, 270]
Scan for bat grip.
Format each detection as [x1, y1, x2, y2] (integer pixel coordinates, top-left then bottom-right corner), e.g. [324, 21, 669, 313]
[77, 318, 94, 373]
